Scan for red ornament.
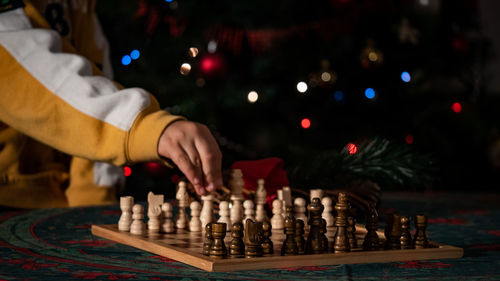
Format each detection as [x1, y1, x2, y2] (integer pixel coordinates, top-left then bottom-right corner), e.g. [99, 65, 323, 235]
[346, 143, 358, 154]
[451, 102, 462, 113]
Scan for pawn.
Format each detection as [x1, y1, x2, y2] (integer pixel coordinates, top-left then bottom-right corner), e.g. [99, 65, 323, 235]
[118, 196, 134, 231]
[229, 222, 245, 258]
[243, 200, 255, 224]
[218, 201, 232, 231]
[413, 214, 429, 249]
[202, 223, 213, 256]
[347, 217, 358, 249]
[210, 222, 227, 259]
[400, 215, 413, 249]
[130, 204, 145, 235]
[189, 201, 202, 232]
[255, 204, 267, 222]
[281, 215, 298, 256]
[261, 221, 274, 256]
[161, 202, 174, 233]
[321, 196, 334, 227]
[175, 181, 189, 229]
[294, 197, 307, 227]
[295, 219, 306, 254]
[271, 199, 284, 230]
[362, 203, 380, 251]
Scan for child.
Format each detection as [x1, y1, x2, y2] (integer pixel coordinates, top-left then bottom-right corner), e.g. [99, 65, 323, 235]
[0, 0, 222, 208]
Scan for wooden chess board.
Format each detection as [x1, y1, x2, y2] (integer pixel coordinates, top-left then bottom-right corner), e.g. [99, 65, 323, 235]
[91, 224, 463, 272]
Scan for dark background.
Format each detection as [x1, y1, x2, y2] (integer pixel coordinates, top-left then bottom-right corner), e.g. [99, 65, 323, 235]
[96, 0, 500, 198]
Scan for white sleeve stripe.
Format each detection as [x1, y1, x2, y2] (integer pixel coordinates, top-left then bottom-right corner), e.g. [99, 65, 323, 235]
[0, 8, 151, 132]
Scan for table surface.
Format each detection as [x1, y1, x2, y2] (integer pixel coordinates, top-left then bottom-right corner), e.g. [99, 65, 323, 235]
[0, 192, 499, 281]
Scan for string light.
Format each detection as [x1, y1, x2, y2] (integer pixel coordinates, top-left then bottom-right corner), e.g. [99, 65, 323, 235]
[248, 91, 258, 103]
[165, 0, 173, 2]
[321, 72, 332, 82]
[180, 63, 191, 75]
[451, 102, 462, 113]
[130, 49, 140, 60]
[365, 88, 375, 99]
[334, 90, 344, 101]
[188, 47, 199, 58]
[121, 55, 131, 66]
[401, 71, 411, 82]
[405, 134, 414, 144]
[297, 82, 308, 93]
[301, 118, 311, 129]
[123, 166, 132, 177]
[207, 40, 217, 53]
[346, 143, 358, 154]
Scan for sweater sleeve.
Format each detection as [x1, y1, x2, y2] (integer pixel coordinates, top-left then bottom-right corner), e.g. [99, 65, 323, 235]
[0, 8, 184, 166]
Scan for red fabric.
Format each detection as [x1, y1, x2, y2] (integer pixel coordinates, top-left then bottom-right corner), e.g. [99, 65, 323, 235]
[231, 157, 289, 205]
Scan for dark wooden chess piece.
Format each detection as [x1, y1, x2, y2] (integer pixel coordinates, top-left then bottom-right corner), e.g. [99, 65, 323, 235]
[333, 192, 351, 253]
[261, 221, 274, 256]
[386, 213, 402, 250]
[347, 217, 358, 249]
[413, 214, 429, 249]
[229, 222, 245, 258]
[244, 219, 263, 258]
[209, 222, 227, 259]
[320, 219, 329, 252]
[281, 214, 298, 256]
[305, 197, 327, 254]
[400, 215, 413, 249]
[295, 219, 306, 255]
[362, 203, 380, 251]
[202, 223, 213, 256]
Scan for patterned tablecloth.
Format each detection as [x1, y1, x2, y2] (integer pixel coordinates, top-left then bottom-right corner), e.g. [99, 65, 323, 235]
[0, 192, 499, 280]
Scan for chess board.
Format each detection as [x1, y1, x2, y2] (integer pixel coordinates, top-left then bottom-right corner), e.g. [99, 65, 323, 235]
[91, 224, 463, 272]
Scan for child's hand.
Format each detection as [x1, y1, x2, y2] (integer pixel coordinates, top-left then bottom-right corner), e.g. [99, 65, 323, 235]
[158, 120, 222, 195]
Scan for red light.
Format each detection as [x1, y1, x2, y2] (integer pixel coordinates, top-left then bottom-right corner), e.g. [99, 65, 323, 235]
[123, 166, 132, 177]
[201, 57, 215, 72]
[405, 134, 414, 144]
[451, 102, 462, 113]
[346, 143, 358, 154]
[145, 162, 163, 174]
[301, 118, 311, 129]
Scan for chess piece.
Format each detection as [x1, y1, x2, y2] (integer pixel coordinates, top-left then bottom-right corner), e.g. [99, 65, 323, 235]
[277, 189, 286, 217]
[321, 196, 334, 227]
[202, 223, 213, 256]
[333, 192, 351, 253]
[147, 192, 164, 234]
[210, 222, 227, 259]
[218, 201, 232, 231]
[295, 219, 306, 254]
[189, 201, 202, 232]
[243, 200, 255, 224]
[175, 181, 189, 229]
[160, 202, 174, 233]
[294, 197, 307, 227]
[400, 215, 413, 249]
[244, 219, 263, 258]
[310, 189, 324, 201]
[200, 193, 214, 229]
[118, 196, 134, 231]
[229, 222, 245, 258]
[386, 213, 402, 250]
[255, 179, 268, 222]
[362, 203, 380, 251]
[282, 186, 292, 211]
[261, 220, 273, 256]
[413, 214, 429, 249]
[229, 169, 244, 223]
[271, 199, 284, 230]
[347, 217, 358, 249]
[281, 214, 298, 256]
[255, 204, 267, 222]
[305, 197, 327, 254]
[130, 204, 145, 235]
[320, 219, 329, 252]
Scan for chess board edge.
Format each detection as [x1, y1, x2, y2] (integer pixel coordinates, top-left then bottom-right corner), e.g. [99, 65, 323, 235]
[91, 224, 464, 272]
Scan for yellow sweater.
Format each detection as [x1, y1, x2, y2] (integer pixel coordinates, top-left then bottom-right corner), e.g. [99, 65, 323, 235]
[0, 1, 183, 208]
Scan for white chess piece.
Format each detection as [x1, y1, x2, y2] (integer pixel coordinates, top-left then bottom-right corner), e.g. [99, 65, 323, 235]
[200, 193, 214, 229]
[161, 202, 174, 233]
[255, 179, 267, 205]
[321, 196, 334, 227]
[270, 199, 284, 230]
[243, 200, 255, 224]
[175, 181, 189, 229]
[294, 197, 308, 226]
[147, 192, 164, 234]
[277, 189, 286, 218]
[230, 199, 243, 224]
[189, 201, 202, 232]
[217, 201, 232, 231]
[118, 196, 134, 231]
[130, 204, 145, 235]
[255, 204, 267, 222]
[229, 169, 244, 223]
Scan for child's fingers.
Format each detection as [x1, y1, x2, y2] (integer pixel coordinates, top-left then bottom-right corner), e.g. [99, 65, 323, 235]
[170, 144, 206, 195]
[183, 142, 205, 195]
[195, 133, 222, 192]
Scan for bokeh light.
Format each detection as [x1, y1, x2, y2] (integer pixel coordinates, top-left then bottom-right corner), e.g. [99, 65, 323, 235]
[124, 166, 132, 177]
[121, 55, 131, 66]
[207, 40, 217, 53]
[180, 63, 191, 75]
[321, 72, 332, 82]
[248, 91, 258, 103]
[346, 143, 358, 154]
[297, 82, 308, 93]
[451, 102, 462, 113]
[301, 118, 311, 129]
[364, 88, 375, 99]
[188, 47, 199, 58]
[401, 71, 411, 82]
[130, 49, 140, 60]
[334, 90, 344, 101]
[405, 134, 414, 144]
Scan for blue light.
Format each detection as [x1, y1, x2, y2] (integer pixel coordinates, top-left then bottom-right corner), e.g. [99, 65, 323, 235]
[130, 49, 140, 60]
[121, 55, 131, 66]
[365, 88, 375, 99]
[401, 71, 411, 83]
[165, 0, 173, 2]
[334, 90, 344, 101]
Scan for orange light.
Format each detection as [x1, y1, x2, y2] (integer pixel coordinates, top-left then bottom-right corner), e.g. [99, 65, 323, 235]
[301, 118, 311, 129]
